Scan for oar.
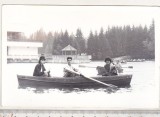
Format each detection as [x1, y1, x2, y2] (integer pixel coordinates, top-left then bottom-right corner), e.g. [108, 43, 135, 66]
[122, 66, 133, 68]
[79, 65, 96, 68]
[79, 65, 133, 69]
[80, 74, 118, 88]
[64, 68, 118, 88]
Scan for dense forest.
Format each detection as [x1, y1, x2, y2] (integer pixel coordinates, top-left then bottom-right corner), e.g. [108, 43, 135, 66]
[9, 21, 155, 60]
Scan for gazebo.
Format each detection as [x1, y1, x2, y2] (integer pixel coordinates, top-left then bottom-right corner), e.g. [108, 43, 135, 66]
[61, 45, 77, 55]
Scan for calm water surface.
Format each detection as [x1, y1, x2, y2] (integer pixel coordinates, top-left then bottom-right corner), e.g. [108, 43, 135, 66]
[2, 61, 159, 109]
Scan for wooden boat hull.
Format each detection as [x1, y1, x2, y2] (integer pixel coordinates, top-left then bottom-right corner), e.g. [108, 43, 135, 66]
[17, 74, 132, 88]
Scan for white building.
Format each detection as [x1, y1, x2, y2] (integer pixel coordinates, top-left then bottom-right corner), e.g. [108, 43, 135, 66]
[7, 41, 43, 62]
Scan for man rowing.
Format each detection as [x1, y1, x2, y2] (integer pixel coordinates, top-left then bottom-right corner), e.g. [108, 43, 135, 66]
[63, 57, 81, 77]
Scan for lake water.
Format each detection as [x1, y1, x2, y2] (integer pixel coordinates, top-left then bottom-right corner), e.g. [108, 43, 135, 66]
[2, 61, 159, 109]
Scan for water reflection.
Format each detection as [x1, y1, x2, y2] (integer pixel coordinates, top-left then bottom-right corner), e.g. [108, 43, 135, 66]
[18, 85, 131, 94]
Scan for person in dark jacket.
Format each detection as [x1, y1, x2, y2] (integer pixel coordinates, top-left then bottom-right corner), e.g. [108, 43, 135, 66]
[103, 57, 118, 76]
[33, 56, 50, 77]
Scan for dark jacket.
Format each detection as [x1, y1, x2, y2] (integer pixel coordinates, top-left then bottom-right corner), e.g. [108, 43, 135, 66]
[103, 64, 117, 76]
[33, 63, 46, 76]
[104, 64, 110, 73]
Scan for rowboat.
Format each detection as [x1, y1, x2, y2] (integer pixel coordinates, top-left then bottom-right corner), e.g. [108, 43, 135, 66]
[17, 74, 132, 88]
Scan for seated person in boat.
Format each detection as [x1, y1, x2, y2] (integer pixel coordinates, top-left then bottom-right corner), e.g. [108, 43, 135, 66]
[33, 55, 50, 77]
[114, 60, 123, 73]
[97, 57, 118, 76]
[63, 57, 81, 77]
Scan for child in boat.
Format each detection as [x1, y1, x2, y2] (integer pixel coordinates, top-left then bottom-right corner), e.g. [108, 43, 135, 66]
[114, 60, 123, 73]
[33, 55, 50, 77]
[97, 57, 118, 76]
[63, 57, 81, 77]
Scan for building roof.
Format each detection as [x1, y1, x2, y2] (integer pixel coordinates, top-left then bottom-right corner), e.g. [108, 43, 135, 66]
[62, 45, 77, 51]
[7, 41, 43, 47]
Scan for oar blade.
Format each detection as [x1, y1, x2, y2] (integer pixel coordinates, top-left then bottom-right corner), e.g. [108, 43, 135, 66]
[128, 66, 133, 68]
[122, 66, 133, 69]
[79, 65, 96, 68]
[79, 65, 86, 68]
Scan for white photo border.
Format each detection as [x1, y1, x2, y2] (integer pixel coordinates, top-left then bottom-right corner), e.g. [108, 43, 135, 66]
[0, 0, 160, 110]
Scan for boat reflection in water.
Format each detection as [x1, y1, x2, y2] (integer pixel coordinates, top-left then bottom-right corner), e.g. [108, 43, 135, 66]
[18, 85, 131, 94]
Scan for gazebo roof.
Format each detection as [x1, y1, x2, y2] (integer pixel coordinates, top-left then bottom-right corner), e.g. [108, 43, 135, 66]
[62, 45, 77, 51]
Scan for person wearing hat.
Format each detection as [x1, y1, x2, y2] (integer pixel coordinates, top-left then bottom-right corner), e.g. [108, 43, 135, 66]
[97, 57, 117, 76]
[63, 57, 81, 77]
[33, 56, 50, 77]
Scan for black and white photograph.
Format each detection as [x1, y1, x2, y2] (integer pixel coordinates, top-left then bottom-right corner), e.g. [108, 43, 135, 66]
[2, 5, 159, 109]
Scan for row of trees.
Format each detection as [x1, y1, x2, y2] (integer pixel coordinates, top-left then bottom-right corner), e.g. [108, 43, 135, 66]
[87, 21, 155, 60]
[28, 28, 86, 56]
[9, 21, 155, 60]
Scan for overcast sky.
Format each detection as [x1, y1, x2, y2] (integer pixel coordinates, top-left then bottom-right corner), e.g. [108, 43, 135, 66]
[2, 5, 158, 38]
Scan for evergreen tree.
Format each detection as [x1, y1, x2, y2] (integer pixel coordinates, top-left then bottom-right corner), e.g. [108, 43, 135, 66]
[30, 28, 46, 42]
[75, 28, 86, 54]
[61, 30, 70, 48]
[87, 31, 95, 58]
[52, 32, 63, 55]
[43, 32, 54, 54]
[99, 28, 112, 59]
[143, 20, 155, 59]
